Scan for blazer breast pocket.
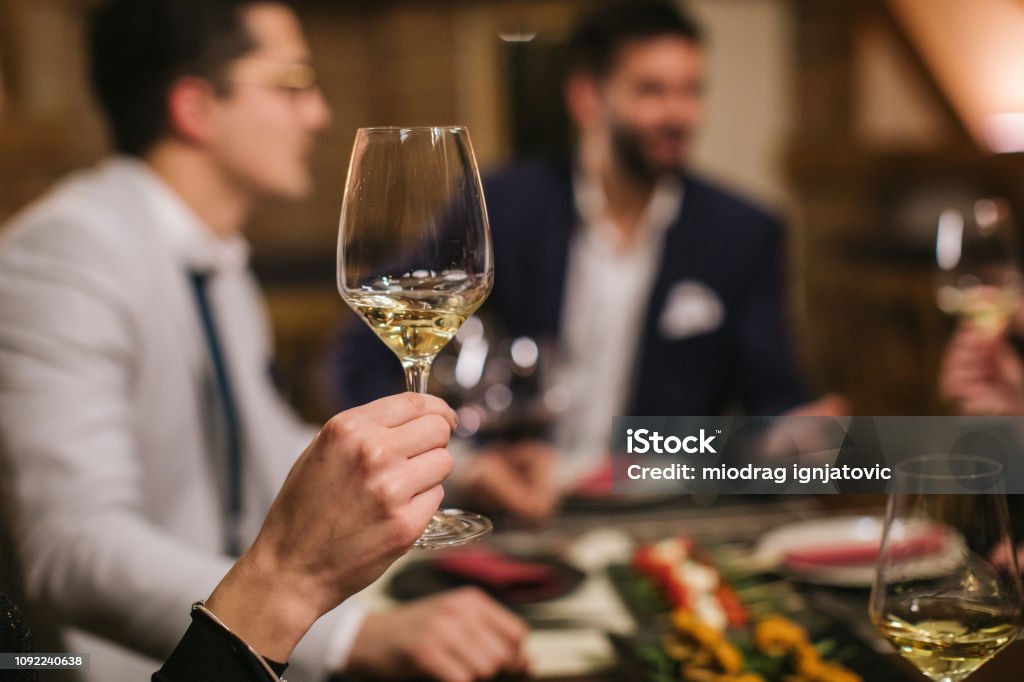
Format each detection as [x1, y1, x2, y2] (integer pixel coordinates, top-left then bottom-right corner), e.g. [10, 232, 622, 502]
[658, 280, 725, 341]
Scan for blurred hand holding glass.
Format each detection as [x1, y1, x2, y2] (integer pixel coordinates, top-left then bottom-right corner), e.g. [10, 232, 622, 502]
[936, 198, 1022, 336]
[337, 126, 493, 548]
[870, 456, 1023, 681]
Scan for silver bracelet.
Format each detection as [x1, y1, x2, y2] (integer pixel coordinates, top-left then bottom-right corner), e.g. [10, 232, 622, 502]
[191, 600, 287, 682]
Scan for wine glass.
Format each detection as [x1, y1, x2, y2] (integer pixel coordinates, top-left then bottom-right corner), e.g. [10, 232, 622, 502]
[338, 126, 494, 549]
[935, 197, 1022, 336]
[870, 455, 1023, 681]
[430, 316, 567, 444]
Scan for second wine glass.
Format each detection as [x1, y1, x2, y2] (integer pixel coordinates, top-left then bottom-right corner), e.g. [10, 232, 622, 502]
[870, 455, 1023, 682]
[935, 197, 1022, 336]
[338, 126, 494, 549]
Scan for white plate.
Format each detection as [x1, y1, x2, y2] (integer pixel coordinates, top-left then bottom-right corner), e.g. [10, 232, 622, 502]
[753, 515, 964, 587]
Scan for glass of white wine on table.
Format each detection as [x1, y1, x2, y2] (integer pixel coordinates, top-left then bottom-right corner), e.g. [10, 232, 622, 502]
[870, 456, 1023, 682]
[935, 198, 1023, 337]
[337, 126, 494, 549]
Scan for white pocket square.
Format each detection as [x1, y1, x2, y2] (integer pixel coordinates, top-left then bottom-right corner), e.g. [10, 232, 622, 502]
[658, 280, 725, 340]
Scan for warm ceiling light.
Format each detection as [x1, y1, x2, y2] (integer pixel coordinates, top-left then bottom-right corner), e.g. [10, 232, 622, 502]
[887, 0, 1024, 153]
[983, 113, 1024, 153]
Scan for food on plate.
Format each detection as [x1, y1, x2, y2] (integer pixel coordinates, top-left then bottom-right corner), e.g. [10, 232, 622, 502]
[754, 615, 809, 655]
[630, 537, 862, 682]
[634, 537, 748, 629]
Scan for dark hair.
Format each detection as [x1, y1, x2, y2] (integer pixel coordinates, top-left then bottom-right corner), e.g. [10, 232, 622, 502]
[89, 0, 285, 156]
[566, 1, 704, 78]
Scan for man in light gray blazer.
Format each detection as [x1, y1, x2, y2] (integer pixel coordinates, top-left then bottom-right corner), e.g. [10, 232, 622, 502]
[0, 1, 527, 681]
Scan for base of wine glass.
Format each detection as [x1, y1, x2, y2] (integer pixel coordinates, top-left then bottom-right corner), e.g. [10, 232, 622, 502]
[414, 508, 492, 549]
[925, 674, 971, 682]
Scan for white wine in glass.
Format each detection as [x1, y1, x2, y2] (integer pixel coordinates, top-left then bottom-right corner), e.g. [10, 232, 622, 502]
[345, 283, 489, 370]
[338, 126, 494, 549]
[870, 456, 1023, 681]
[876, 600, 1018, 681]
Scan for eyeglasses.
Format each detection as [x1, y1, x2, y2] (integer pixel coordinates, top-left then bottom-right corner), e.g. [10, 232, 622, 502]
[230, 58, 319, 94]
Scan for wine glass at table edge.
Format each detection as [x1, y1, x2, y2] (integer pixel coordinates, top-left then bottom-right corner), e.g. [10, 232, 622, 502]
[337, 126, 494, 549]
[935, 197, 1023, 337]
[869, 456, 1023, 682]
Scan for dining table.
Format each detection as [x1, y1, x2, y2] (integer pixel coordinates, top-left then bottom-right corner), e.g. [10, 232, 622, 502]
[352, 494, 1024, 681]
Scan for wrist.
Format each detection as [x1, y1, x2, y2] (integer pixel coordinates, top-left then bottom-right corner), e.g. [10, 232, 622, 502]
[205, 547, 326, 663]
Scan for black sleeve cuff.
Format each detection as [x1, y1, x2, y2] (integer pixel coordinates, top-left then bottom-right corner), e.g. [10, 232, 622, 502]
[153, 611, 288, 681]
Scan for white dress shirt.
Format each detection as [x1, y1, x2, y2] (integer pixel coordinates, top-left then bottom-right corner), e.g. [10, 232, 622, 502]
[553, 172, 683, 483]
[0, 158, 364, 681]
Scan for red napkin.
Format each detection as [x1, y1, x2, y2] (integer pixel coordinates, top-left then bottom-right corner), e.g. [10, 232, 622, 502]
[571, 459, 614, 497]
[784, 534, 947, 570]
[434, 548, 556, 589]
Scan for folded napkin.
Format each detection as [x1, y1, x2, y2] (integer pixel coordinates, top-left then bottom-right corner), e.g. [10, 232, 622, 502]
[784, 534, 947, 570]
[434, 548, 557, 589]
[571, 459, 614, 496]
[387, 548, 584, 605]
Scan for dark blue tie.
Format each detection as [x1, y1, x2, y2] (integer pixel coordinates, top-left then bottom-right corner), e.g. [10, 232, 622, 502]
[188, 270, 243, 557]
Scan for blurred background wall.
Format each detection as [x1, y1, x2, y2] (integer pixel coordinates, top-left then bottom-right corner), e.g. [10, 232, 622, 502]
[2, 0, 1024, 419]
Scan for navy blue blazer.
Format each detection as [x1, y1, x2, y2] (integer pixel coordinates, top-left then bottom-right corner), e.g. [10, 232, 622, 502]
[331, 158, 807, 416]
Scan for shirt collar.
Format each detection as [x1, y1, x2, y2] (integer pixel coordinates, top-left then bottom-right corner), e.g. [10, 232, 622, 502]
[107, 156, 251, 274]
[571, 163, 684, 249]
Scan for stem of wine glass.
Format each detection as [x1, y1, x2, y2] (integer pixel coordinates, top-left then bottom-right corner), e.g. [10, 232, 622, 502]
[407, 355, 445, 538]
[401, 354, 492, 548]
[403, 359, 432, 394]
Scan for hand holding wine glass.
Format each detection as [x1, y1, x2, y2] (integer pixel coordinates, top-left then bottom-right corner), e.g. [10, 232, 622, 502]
[870, 456, 1023, 682]
[337, 126, 494, 549]
[939, 323, 1024, 416]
